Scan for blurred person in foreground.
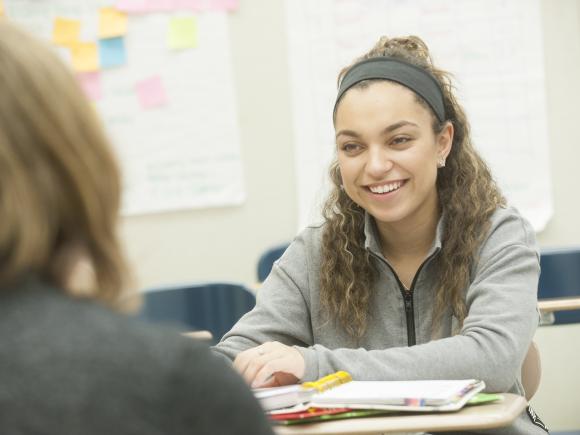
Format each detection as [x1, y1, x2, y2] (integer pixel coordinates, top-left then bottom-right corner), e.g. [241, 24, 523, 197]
[0, 20, 273, 435]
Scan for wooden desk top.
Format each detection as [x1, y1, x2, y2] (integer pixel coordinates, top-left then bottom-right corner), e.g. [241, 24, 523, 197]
[273, 394, 527, 435]
[538, 297, 580, 313]
[182, 330, 213, 340]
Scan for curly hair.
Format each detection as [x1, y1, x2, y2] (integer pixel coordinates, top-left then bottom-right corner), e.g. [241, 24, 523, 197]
[320, 36, 505, 338]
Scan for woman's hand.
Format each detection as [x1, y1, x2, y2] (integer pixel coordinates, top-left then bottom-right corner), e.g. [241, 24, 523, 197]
[233, 341, 306, 388]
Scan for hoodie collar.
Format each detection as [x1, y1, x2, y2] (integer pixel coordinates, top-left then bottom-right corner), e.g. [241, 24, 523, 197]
[363, 212, 444, 259]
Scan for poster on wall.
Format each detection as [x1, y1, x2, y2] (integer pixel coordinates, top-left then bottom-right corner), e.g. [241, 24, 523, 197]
[286, 0, 552, 232]
[4, 0, 244, 215]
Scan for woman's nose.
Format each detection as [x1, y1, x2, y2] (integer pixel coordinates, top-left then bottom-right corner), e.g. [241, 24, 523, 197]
[366, 146, 394, 177]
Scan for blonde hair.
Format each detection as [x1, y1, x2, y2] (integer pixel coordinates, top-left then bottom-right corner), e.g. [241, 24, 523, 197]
[320, 36, 505, 338]
[0, 21, 131, 308]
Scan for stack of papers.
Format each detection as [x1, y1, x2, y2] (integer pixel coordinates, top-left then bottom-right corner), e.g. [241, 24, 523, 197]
[254, 378, 487, 417]
[311, 379, 485, 412]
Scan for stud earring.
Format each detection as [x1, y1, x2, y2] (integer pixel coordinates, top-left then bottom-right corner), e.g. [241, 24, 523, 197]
[437, 158, 446, 168]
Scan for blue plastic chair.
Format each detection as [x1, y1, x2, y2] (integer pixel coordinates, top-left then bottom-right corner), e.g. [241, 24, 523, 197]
[257, 242, 290, 282]
[538, 248, 580, 325]
[138, 282, 256, 344]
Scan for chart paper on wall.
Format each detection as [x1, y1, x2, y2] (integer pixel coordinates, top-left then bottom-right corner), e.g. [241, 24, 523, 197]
[5, 0, 244, 215]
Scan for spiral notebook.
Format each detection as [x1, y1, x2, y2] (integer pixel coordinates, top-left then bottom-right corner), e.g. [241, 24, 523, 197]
[255, 373, 484, 413]
[310, 379, 485, 412]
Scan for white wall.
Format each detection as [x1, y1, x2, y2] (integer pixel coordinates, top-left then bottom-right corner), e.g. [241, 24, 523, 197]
[529, 1, 580, 431]
[536, 0, 580, 248]
[120, 0, 580, 430]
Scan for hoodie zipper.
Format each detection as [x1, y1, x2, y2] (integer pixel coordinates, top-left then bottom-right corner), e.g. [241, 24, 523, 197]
[369, 250, 439, 347]
[402, 289, 415, 346]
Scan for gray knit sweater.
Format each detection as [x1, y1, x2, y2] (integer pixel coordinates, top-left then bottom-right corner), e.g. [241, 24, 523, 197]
[215, 206, 549, 434]
[0, 279, 274, 435]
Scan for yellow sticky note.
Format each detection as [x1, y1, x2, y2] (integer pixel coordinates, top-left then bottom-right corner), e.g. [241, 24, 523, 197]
[167, 17, 197, 50]
[99, 7, 127, 39]
[53, 17, 81, 46]
[70, 42, 99, 72]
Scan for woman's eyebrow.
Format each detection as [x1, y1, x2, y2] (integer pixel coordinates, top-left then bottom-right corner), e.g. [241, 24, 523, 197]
[336, 120, 419, 139]
[335, 129, 360, 139]
[381, 120, 419, 134]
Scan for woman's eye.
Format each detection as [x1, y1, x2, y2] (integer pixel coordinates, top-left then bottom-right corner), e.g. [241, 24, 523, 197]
[342, 143, 361, 153]
[391, 136, 410, 146]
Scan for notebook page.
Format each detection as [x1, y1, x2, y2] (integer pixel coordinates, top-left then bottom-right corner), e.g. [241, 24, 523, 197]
[314, 379, 480, 406]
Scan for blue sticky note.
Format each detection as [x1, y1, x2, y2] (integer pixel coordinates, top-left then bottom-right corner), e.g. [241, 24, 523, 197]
[99, 37, 126, 68]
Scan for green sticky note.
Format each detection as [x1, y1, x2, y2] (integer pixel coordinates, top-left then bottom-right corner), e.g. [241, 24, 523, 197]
[167, 16, 197, 50]
[467, 393, 503, 406]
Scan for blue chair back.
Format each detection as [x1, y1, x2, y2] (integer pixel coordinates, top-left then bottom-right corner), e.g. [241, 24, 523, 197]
[257, 243, 290, 282]
[138, 282, 256, 344]
[539, 248, 580, 325]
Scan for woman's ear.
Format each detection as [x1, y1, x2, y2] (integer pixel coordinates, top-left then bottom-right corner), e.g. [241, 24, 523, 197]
[437, 121, 454, 160]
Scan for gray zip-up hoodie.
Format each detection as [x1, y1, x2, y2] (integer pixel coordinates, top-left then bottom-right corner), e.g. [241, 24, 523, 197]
[215, 206, 549, 434]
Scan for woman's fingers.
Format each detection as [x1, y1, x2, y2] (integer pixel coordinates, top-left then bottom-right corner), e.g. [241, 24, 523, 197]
[250, 344, 305, 388]
[232, 342, 305, 388]
[259, 371, 300, 388]
[233, 346, 268, 384]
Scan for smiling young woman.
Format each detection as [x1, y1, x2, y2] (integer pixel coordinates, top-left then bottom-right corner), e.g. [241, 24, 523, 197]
[215, 35, 547, 434]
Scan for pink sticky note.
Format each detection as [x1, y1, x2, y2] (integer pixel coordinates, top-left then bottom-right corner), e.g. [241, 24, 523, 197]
[136, 76, 167, 109]
[173, 0, 204, 10]
[115, 0, 149, 13]
[145, 0, 175, 11]
[77, 71, 102, 101]
[208, 0, 238, 11]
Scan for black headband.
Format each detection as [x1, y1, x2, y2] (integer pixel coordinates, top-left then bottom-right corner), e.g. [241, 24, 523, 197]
[334, 57, 446, 122]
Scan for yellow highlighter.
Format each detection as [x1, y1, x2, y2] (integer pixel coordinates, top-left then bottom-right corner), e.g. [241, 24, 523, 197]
[303, 370, 352, 392]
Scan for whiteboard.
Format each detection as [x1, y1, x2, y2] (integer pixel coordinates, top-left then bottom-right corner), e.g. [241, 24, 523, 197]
[285, 0, 552, 232]
[4, 0, 244, 215]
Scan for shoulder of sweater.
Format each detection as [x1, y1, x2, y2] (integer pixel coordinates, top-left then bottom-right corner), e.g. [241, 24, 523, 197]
[0, 281, 211, 364]
[294, 221, 325, 245]
[487, 205, 537, 247]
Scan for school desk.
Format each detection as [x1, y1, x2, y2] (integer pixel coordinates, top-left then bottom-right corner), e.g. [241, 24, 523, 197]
[538, 297, 580, 324]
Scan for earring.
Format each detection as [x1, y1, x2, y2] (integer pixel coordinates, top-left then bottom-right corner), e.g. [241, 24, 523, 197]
[437, 158, 446, 168]
[339, 184, 345, 191]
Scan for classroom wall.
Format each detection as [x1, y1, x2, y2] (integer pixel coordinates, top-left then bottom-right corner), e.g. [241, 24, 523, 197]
[120, 0, 297, 289]
[119, 0, 580, 430]
[536, 0, 580, 248]
[528, 1, 580, 431]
